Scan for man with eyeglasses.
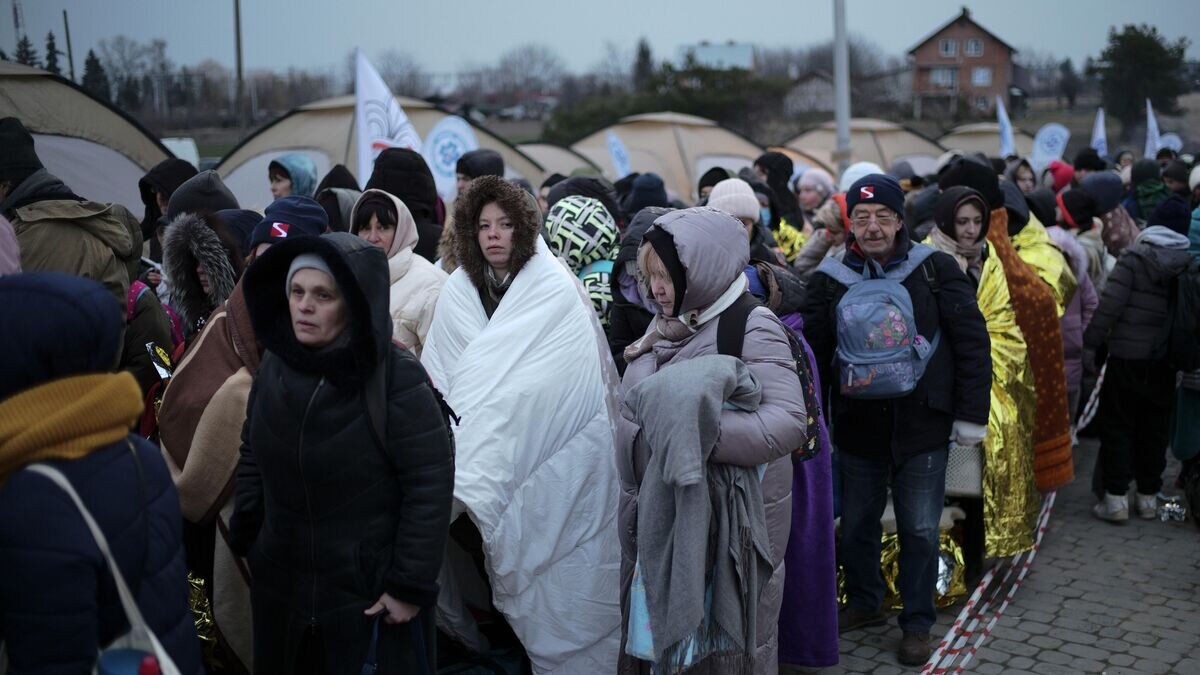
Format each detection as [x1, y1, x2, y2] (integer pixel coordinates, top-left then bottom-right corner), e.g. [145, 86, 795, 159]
[800, 174, 991, 666]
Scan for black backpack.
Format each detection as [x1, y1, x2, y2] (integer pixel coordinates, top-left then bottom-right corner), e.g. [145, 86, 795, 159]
[1154, 260, 1200, 372]
[716, 293, 820, 462]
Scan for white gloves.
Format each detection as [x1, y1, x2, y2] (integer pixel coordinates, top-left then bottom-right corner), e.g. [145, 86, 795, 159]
[950, 420, 987, 447]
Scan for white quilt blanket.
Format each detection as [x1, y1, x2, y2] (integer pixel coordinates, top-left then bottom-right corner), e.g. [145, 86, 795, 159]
[422, 239, 621, 673]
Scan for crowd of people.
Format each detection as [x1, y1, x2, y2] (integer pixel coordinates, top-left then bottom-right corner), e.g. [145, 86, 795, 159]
[2, 106, 1199, 674]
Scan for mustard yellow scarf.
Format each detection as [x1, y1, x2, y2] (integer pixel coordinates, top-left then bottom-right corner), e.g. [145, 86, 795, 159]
[0, 372, 143, 486]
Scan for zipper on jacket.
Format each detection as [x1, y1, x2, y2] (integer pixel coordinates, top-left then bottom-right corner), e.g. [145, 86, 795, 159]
[298, 377, 324, 625]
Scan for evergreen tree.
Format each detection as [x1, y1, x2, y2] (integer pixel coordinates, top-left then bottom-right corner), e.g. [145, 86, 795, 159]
[0, 48, 8, 61]
[1091, 25, 1189, 138]
[44, 32, 62, 76]
[81, 49, 112, 102]
[15, 35, 40, 68]
[632, 38, 654, 93]
[1058, 59, 1080, 109]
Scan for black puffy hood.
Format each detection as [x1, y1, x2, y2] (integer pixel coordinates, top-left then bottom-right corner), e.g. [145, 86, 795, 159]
[456, 149, 504, 179]
[243, 232, 390, 387]
[315, 164, 360, 193]
[1000, 180, 1030, 235]
[138, 158, 198, 240]
[612, 206, 673, 304]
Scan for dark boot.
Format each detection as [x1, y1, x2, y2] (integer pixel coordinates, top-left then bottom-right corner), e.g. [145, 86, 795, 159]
[898, 631, 932, 666]
[837, 605, 888, 633]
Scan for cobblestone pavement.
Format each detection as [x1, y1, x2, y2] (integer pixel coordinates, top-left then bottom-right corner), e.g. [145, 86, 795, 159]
[784, 439, 1200, 674]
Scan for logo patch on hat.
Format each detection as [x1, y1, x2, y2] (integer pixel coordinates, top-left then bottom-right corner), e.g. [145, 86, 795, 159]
[860, 186, 875, 199]
[271, 222, 290, 238]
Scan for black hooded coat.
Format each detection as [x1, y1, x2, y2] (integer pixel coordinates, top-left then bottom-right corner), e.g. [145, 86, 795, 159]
[229, 233, 454, 674]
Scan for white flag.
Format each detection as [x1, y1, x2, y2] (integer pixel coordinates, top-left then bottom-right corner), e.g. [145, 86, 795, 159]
[1090, 108, 1107, 158]
[1029, 123, 1071, 173]
[995, 96, 1015, 158]
[355, 49, 422, 186]
[422, 116, 480, 201]
[1144, 98, 1161, 159]
[606, 130, 633, 179]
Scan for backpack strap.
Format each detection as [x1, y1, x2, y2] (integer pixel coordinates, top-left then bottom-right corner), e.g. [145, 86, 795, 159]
[716, 293, 763, 360]
[816, 256, 863, 288]
[126, 280, 151, 323]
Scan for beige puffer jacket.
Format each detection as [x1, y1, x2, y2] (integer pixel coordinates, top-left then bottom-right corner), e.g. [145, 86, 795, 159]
[350, 189, 448, 357]
[616, 208, 806, 675]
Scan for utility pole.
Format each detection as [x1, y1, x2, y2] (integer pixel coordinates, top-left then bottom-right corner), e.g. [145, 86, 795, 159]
[833, 0, 852, 176]
[234, 0, 247, 132]
[62, 10, 76, 81]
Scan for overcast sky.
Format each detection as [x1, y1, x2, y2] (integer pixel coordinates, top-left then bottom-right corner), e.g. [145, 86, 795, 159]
[5, 0, 1199, 80]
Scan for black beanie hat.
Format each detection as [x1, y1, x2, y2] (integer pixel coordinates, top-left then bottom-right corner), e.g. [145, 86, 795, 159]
[0, 117, 44, 180]
[1149, 195, 1192, 235]
[456, 149, 505, 179]
[642, 225, 688, 317]
[315, 164, 360, 193]
[1073, 147, 1107, 172]
[1057, 189, 1097, 231]
[1131, 159, 1161, 187]
[541, 173, 567, 190]
[939, 157, 1004, 210]
[1163, 159, 1190, 185]
[698, 166, 731, 194]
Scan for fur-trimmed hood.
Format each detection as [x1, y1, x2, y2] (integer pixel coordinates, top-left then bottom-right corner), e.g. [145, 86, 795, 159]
[452, 175, 540, 290]
[162, 212, 242, 335]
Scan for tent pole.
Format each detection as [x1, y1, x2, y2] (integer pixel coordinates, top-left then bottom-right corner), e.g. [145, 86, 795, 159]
[62, 10, 76, 82]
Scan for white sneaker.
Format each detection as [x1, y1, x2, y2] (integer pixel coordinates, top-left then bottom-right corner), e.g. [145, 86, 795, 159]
[1093, 493, 1129, 523]
[1136, 493, 1158, 520]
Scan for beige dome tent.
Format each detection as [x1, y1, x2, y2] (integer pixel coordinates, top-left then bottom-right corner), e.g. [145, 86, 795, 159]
[216, 95, 545, 210]
[939, 123, 1035, 159]
[571, 112, 764, 203]
[0, 61, 172, 219]
[516, 142, 600, 178]
[785, 118, 945, 178]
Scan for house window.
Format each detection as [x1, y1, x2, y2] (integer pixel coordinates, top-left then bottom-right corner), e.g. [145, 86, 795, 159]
[971, 66, 992, 87]
[966, 39, 983, 57]
[930, 67, 958, 88]
[939, 39, 957, 57]
[975, 96, 989, 111]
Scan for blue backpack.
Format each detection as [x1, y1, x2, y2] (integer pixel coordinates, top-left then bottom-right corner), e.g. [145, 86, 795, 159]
[816, 244, 940, 400]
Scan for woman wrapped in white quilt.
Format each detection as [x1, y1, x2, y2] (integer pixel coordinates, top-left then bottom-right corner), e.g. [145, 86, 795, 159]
[421, 176, 621, 673]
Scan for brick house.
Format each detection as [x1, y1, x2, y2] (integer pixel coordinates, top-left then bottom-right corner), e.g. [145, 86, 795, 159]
[908, 7, 1015, 119]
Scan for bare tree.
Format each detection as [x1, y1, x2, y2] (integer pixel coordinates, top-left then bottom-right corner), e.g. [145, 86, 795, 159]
[494, 43, 565, 95]
[592, 41, 632, 92]
[98, 35, 148, 83]
[377, 49, 433, 98]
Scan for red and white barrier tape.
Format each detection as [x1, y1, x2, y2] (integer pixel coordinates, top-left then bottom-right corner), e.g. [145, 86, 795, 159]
[922, 491, 1057, 674]
[1076, 363, 1107, 431]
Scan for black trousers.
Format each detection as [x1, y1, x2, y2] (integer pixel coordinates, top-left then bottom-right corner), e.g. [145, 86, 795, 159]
[1098, 357, 1175, 495]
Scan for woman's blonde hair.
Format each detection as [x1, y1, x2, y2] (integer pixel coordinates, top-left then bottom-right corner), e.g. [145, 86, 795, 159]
[637, 242, 668, 281]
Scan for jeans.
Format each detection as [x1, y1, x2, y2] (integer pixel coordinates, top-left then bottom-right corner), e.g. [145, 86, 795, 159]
[1099, 358, 1174, 496]
[840, 449, 947, 633]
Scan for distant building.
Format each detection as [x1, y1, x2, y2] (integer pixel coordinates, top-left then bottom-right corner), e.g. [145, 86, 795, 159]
[908, 6, 1016, 119]
[678, 41, 756, 71]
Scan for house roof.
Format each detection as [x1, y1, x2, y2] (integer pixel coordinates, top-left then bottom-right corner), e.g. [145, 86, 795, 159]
[907, 7, 1017, 56]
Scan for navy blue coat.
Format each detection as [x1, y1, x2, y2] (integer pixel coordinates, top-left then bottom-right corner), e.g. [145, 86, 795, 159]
[0, 271, 202, 674]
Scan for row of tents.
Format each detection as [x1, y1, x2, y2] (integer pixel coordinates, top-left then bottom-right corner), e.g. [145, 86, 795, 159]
[2, 60, 1038, 217]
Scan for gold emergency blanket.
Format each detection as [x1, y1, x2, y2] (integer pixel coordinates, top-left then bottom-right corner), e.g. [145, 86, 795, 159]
[1012, 216, 1078, 316]
[836, 532, 967, 610]
[775, 217, 808, 263]
[976, 252, 1040, 557]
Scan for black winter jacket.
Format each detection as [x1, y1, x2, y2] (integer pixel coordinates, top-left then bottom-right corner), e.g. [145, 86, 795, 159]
[230, 233, 454, 674]
[1084, 226, 1194, 360]
[800, 230, 992, 462]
